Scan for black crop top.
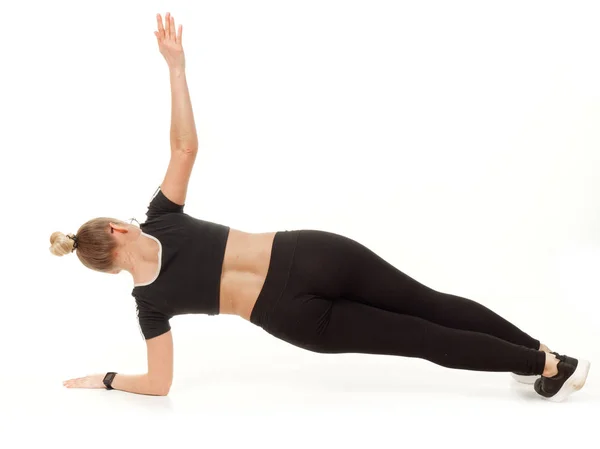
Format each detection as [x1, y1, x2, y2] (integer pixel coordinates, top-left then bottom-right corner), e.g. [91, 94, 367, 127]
[131, 186, 230, 340]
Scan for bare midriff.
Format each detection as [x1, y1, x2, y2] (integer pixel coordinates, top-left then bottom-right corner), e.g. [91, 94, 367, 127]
[218, 229, 277, 321]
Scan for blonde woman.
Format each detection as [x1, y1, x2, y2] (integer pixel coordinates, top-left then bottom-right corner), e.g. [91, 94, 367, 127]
[52, 13, 590, 401]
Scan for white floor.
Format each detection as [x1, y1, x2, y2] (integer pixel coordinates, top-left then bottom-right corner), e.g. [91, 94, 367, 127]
[2, 318, 598, 449]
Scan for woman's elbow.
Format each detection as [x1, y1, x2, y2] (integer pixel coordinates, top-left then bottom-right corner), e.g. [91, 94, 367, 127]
[148, 377, 172, 396]
[153, 384, 171, 396]
[157, 388, 170, 396]
[158, 379, 172, 396]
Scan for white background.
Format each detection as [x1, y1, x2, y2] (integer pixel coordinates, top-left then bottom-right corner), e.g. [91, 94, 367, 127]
[1, 0, 599, 447]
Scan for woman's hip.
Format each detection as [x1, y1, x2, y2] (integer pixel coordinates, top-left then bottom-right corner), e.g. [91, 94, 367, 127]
[249, 229, 300, 328]
[249, 229, 370, 332]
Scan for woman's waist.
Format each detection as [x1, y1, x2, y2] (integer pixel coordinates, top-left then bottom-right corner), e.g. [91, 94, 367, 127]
[220, 269, 268, 318]
[222, 229, 277, 274]
[220, 230, 300, 319]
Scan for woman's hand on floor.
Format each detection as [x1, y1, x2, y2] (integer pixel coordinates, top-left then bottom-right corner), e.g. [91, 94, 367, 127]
[63, 373, 105, 389]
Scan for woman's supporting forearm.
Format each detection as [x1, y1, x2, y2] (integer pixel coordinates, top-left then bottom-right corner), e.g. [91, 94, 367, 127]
[169, 67, 198, 151]
[111, 373, 168, 396]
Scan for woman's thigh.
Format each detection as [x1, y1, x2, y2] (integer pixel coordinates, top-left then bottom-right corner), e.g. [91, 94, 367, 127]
[264, 294, 544, 374]
[261, 292, 334, 352]
[284, 229, 538, 349]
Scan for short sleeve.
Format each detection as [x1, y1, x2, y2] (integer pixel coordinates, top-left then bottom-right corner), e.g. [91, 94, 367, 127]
[136, 299, 171, 340]
[145, 186, 185, 221]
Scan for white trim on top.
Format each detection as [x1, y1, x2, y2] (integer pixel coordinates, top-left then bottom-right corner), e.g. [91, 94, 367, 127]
[151, 185, 161, 201]
[133, 231, 163, 287]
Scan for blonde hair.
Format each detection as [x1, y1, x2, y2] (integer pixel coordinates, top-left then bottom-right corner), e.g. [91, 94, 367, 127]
[49, 217, 126, 273]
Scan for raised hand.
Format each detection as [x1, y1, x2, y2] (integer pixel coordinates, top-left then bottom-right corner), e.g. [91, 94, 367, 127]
[155, 12, 185, 71]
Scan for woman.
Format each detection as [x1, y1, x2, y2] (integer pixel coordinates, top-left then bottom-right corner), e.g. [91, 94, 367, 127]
[52, 13, 590, 401]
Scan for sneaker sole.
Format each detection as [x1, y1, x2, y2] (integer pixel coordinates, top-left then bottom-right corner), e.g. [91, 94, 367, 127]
[511, 373, 540, 385]
[547, 359, 591, 403]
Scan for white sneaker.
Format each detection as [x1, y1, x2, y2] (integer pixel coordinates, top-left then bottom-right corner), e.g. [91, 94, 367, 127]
[534, 354, 591, 402]
[510, 372, 540, 384]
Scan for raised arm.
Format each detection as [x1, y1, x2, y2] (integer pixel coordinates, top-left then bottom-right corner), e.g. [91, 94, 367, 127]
[156, 12, 198, 206]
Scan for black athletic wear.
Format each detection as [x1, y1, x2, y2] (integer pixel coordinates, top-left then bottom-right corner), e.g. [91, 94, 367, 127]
[250, 230, 547, 374]
[130, 187, 546, 374]
[131, 186, 230, 340]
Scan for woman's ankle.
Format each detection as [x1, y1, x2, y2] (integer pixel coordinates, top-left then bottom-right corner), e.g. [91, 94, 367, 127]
[539, 343, 551, 353]
[542, 352, 559, 377]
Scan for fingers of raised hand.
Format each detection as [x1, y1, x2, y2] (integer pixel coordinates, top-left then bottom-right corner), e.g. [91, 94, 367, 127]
[164, 12, 171, 38]
[156, 13, 165, 39]
[156, 12, 181, 44]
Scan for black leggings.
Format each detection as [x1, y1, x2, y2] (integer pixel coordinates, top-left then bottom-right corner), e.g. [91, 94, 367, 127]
[250, 230, 546, 375]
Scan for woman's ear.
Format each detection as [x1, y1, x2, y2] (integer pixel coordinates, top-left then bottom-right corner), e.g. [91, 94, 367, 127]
[109, 221, 129, 234]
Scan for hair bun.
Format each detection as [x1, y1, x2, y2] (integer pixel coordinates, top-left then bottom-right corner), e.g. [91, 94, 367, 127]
[49, 231, 76, 256]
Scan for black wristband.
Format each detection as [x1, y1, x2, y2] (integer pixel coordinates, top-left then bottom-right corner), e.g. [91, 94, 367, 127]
[103, 372, 117, 390]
